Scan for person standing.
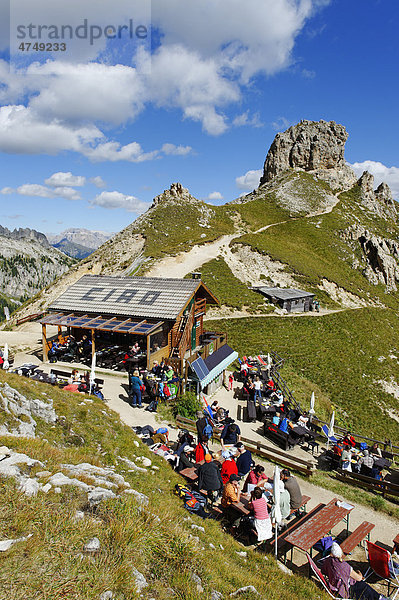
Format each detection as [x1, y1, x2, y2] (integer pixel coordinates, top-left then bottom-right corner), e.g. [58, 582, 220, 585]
[280, 469, 302, 511]
[248, 487, 273, 542]
[197, 454, 223, 503]
[253, 376, 263, 405]
[228, 373, 234, 391]
[129, 369, 144, 408]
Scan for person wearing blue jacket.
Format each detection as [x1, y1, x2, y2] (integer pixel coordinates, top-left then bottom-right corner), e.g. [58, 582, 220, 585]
[129, 369, 144, 408]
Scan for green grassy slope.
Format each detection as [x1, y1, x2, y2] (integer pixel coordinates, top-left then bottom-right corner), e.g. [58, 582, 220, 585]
[235, 185, 399, 309]
[0, 371, 322, 600]
[210, 308, 399, 442]
[198, 257, 274, 313]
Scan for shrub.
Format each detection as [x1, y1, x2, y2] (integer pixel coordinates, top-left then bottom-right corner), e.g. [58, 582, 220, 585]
[172, 392, 202, 419]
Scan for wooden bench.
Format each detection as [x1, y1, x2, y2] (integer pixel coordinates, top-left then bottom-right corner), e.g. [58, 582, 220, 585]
[289, 495, 311, 516]
[340, 521, 375, 555]
[336, 469, 399, 500]
[263, 422, 293, 451]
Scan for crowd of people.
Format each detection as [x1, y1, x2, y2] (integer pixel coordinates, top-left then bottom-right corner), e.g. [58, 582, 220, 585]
[127, 360, 181, 410]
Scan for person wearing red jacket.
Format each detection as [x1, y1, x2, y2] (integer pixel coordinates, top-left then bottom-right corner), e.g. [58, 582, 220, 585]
[221, 451, 238, 484]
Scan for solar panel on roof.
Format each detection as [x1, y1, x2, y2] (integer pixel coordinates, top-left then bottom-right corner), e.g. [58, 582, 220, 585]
[190, 358, 209, 380]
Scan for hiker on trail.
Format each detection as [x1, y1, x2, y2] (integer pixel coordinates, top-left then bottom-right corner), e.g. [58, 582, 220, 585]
[281, 469, 302, 512]
[321, 542, 387, 600]
[197, 454, 223, 502]
[235, 442, 253, 478]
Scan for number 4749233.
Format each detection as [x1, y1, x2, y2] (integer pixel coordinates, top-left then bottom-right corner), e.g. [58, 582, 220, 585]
[18, 42, 66, 51]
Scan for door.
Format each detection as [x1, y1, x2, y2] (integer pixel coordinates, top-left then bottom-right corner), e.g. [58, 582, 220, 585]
[191, 320, 197, 351]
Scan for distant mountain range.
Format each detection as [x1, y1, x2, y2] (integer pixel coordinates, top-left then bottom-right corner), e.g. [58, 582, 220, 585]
[46, 228, 114, 259]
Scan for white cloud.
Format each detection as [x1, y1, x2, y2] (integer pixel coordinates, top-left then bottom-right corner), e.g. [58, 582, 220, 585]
[161, 143, 192, 156]
[271, 116, 292, 131]
[83, 141, 159, 163]
[16, 184, 82, 201]
[0, 187, 14, 195]
[233, 111, 263, 128]
[207, 191, 224, 201]
[45, 172, 86, 187]
[90, 191, 149, 213]
[0, 104, 102, 155]
[236, 169, 262, 190]
[90, 176, 107, 188]
[350, 160, 399, 199]
[0, 1, 329, 155]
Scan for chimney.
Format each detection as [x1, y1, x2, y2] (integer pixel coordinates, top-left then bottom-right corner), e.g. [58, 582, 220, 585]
[191, 272, 201, 280]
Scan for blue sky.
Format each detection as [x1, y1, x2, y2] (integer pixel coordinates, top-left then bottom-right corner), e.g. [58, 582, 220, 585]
[0, 0, 398, 235]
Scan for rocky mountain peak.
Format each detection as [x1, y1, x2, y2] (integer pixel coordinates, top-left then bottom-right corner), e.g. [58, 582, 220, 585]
[0, 225, 49, 248]
[151, 182, 198, 207]
[260, 119, 356, 191]
[357, 171, 397, 220]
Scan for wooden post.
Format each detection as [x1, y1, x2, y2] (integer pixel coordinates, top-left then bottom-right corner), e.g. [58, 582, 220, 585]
[42, 324, 48, 362]
[146, 335, 151, 370]
[91, 329, 95, 361]
[58, 326, 62, 343]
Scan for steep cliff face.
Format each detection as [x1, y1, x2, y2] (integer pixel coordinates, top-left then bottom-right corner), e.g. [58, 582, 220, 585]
[0, 232, 74, 301]
[260, 119, 356, 191]
[0, 226, 50, 248]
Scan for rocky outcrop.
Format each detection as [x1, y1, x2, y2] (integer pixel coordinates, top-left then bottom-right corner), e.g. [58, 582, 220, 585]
[151, 182, 199, 207]
[340, 225, 399, 291]
[0, 382, 57, 437]
[260, 120, 357, 191]
[0, 226, 49, 248]
[357, 172, 397, 220]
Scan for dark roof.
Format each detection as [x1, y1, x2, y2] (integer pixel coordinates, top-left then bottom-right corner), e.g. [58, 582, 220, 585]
[49, 275, 205, 320]
[204, 344, 235, 371]
[254, 287, 315, 301]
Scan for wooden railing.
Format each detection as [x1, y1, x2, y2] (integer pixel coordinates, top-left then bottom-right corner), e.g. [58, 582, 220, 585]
[16, 312, 45, 326]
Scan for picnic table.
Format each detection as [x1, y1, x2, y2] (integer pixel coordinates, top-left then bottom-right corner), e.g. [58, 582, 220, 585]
[284, 498, 354, 561]
[179, 467, 198, 482]
[232, 493, 251, 516]
[374, 457, 392, 469]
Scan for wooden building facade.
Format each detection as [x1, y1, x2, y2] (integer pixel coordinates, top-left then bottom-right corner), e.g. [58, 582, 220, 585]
[40, 274, 234, 382]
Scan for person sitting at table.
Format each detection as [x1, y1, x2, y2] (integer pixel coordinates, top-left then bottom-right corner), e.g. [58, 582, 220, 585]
[244, 465, 268, 492]
[221, 473, 242, 526]
[165, 366, 174, 382]
[281, 469, 302, 513]
[235, 442, 253, 478]
[356, 449, 374, 475]
[272, 389, 284, 407]
[371, 464, 383, 481]
[220, 422, 241, 449]
[175, 446, 196, 472]
[342, 432, 356, 448]
[240, 360, 249, 378]
[321, 542, 387, 599]
[69, 369, 80, 384]
[194, 440, 209, 464]
[131, 342, 140, 355]
[264, 377, 276, 397]
[370, 442, 382, 458]
[341, 447, 353, 472]
[197, 454, 223, 503]
[297, 413, 309, 428]
[248, 487, 273, 543]
[221, 450, 238, 485]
